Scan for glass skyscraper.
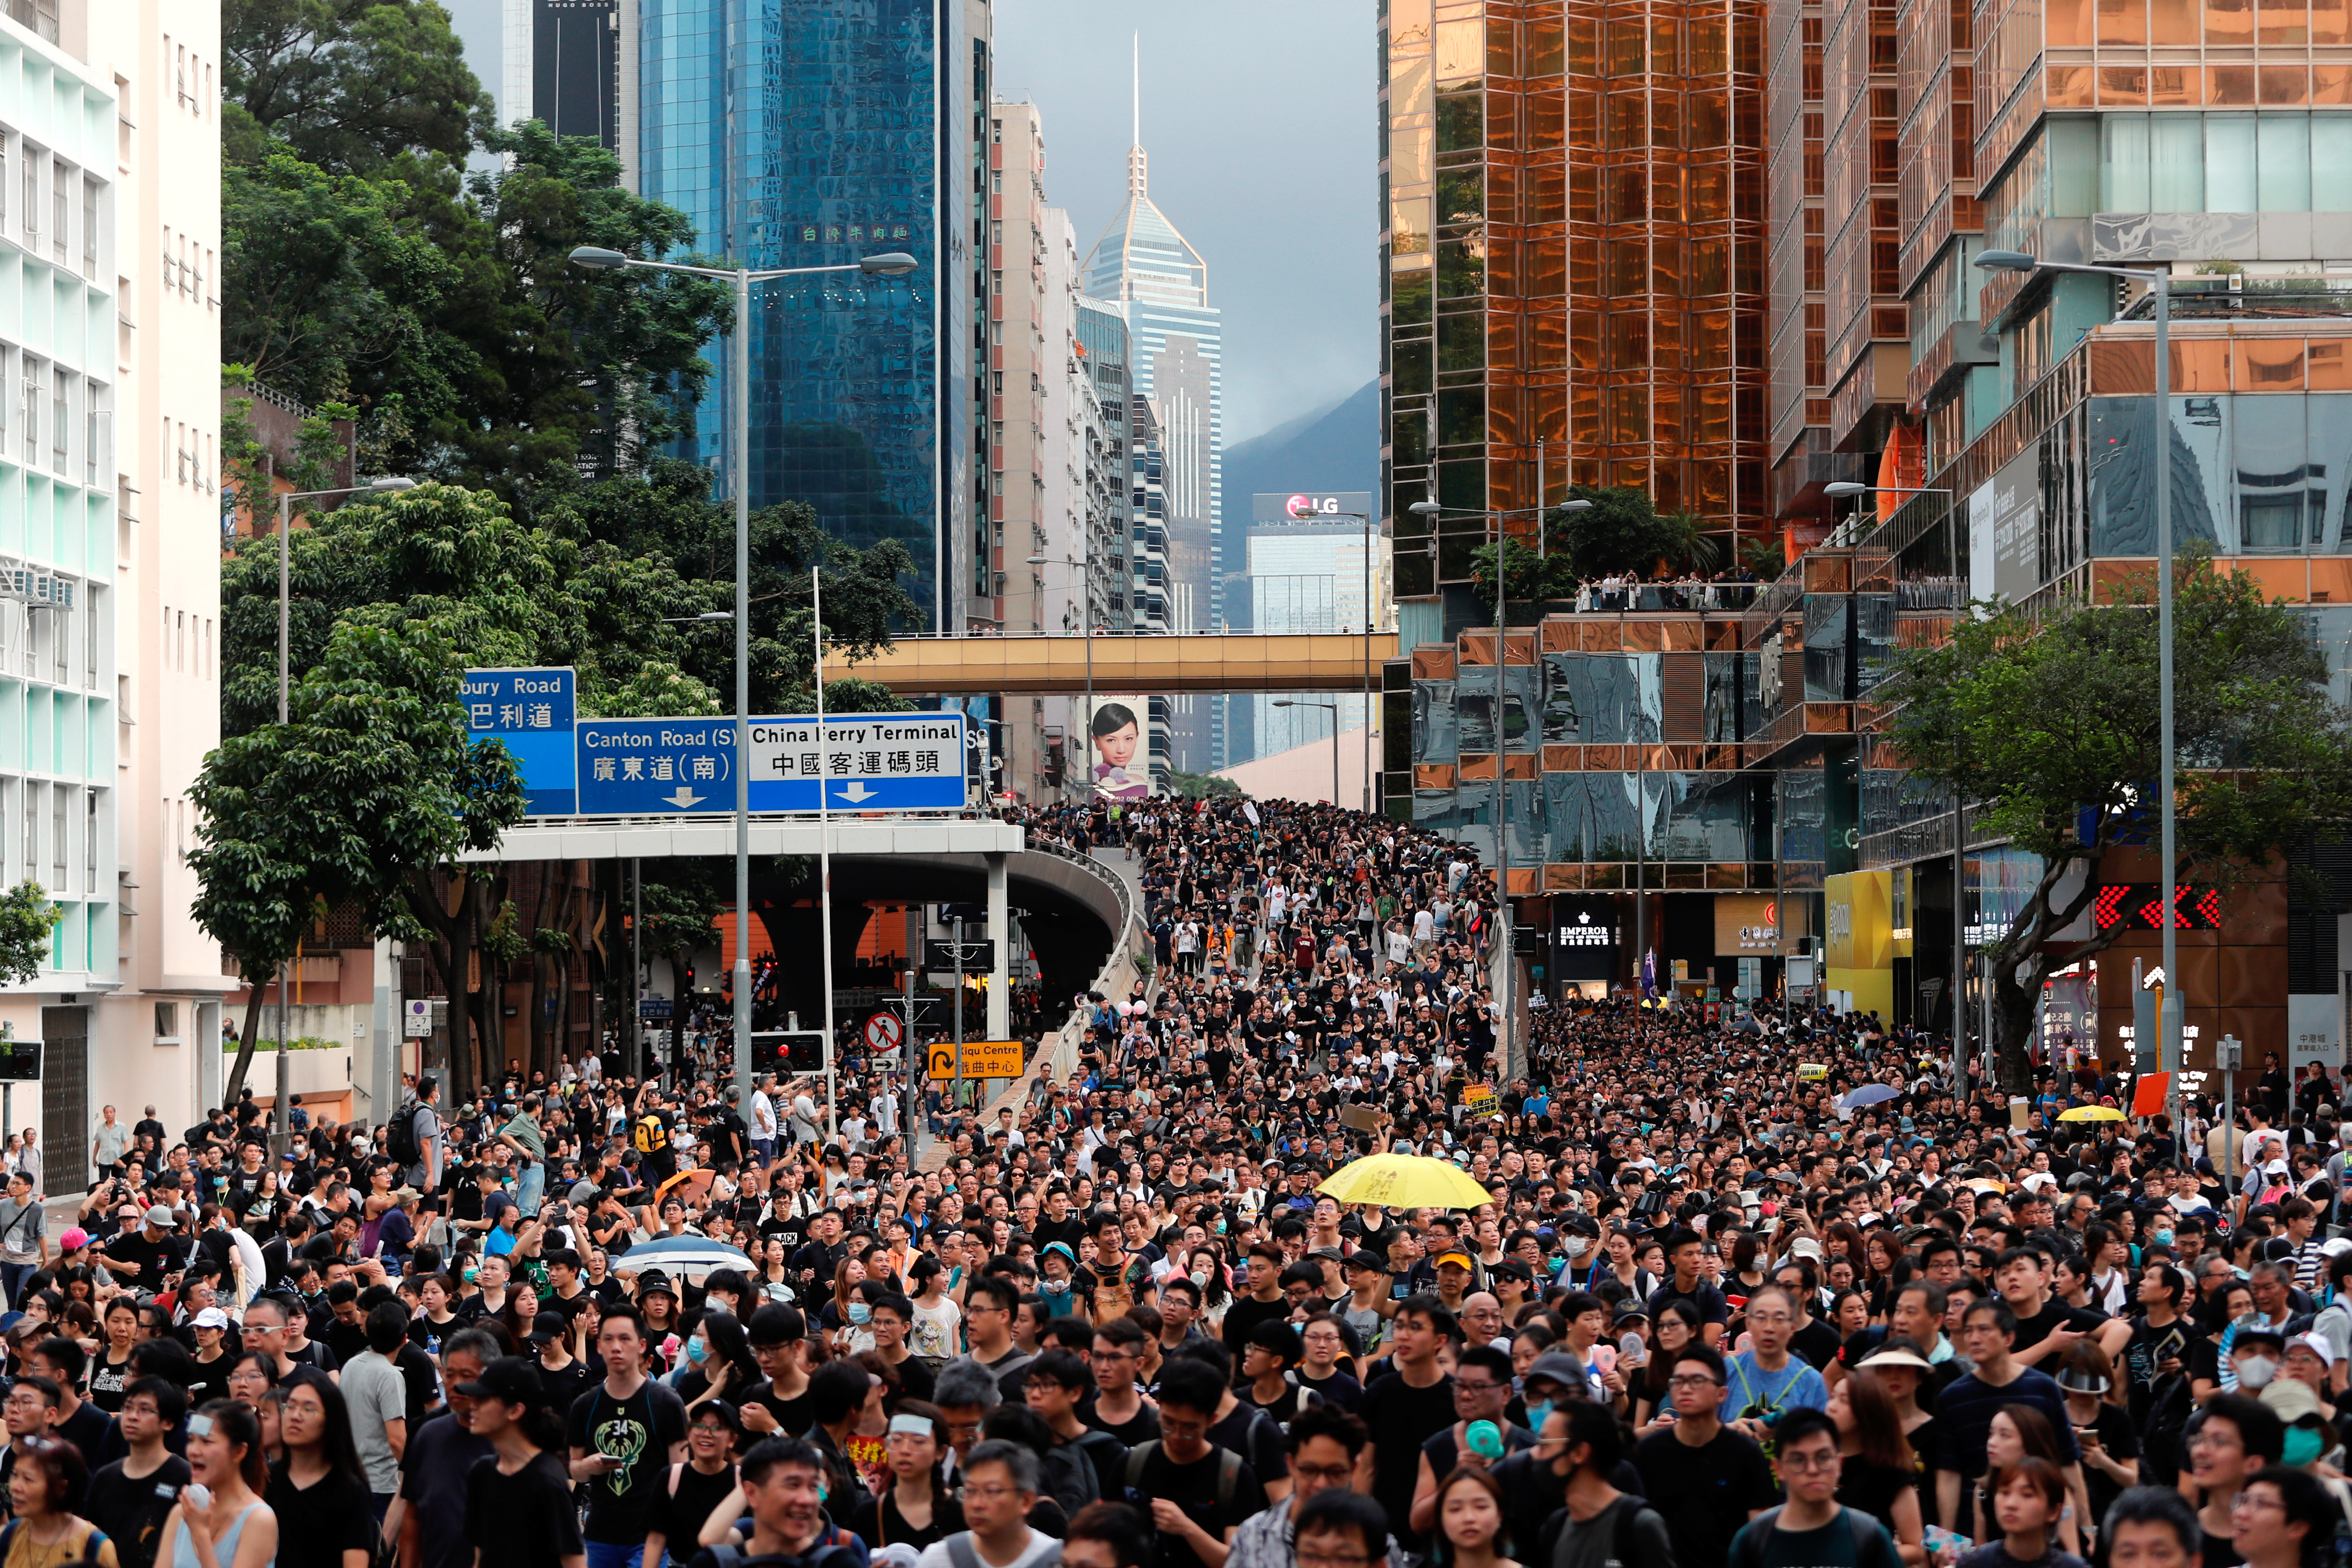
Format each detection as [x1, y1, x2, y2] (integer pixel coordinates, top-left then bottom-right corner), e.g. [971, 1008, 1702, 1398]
[1083, 140, 1226, 767]
[637, 0, 988, 628]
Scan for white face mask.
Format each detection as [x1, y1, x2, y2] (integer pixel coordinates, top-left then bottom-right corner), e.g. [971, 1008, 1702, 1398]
[1565, 1238, 1591, 1258]
[2237, 1355, 2280, 1390]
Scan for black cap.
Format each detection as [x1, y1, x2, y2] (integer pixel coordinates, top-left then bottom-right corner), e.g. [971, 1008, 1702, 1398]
[528, 1311, 569, 1345]
[635, 1269, 676, 1297]
[455, 1355, 546, 1406]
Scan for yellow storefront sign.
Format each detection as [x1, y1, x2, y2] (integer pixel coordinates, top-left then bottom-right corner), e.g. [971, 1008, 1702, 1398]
[1824, 870, 1894, 1019]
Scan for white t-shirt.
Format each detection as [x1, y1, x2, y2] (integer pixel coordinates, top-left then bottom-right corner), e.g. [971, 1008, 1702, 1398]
[750, 1091, 778, 1139]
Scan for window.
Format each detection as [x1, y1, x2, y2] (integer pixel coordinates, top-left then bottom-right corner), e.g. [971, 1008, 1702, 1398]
[80, 177, 95, 279]
[51, 156, 65, 264]
[21, 358, 39, 466]
[154, 1002, 178, 1040]
[53, 786, 67, 893]
[51, 365, 66, 474]
[23, 784, 37, 886]
[84, 791, 94, 891]
[84, 589, 96, 688]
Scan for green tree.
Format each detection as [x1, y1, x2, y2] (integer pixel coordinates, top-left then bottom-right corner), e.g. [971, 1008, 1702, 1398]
[0, 883, 60, 987]
[189, 617, 525, 1103]
[1890, 551, 2352, 1088]
[224, 0, 488, 173]
[1169, 770, 1243, 800]
[1467, 487, 1722, 609]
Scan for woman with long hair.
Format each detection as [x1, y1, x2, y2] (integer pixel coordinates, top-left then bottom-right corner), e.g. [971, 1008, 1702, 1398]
[159, 1401, 276, 1568]
[88, 1299, 140, 1414]
[755, 1238, 795, 1306]
[7, 1435, 116, 1566]
[497, 1283, 543, 1350]
[1974, 1404, 2080, 1557]
[678, 1313, 760, 1411]
[263, 1372, 372, 1568]
[1827, 1368, 1925, 1566]
[1429, 1466, 1516, 1568]
[847, 1401, 963, 1551]
[1183, 1245, 1234, 1332]
[1954, 1456, 2087, 1568]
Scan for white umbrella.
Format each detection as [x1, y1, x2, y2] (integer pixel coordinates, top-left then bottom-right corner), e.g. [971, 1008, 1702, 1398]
[612, 1234, 754, 1281]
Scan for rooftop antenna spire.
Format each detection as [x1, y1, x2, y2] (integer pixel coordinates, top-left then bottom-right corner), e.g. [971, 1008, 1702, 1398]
[1127, 33, 1148, 197]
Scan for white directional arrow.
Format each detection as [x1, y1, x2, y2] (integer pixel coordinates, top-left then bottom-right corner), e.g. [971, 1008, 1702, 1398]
[660, 787, 705, 810]
[835, 781, 878, 803]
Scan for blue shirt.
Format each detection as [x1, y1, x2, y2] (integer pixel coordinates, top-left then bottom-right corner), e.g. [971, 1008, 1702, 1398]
[1719, 1351, 1829, 1422]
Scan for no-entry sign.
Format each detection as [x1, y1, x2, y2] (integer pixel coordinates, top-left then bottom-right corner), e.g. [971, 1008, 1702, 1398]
[864, 1012, 905, 1054]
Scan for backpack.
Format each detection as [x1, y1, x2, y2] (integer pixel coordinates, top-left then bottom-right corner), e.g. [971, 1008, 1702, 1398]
[690, 1528, 865, 1568]
[385, 1101, 426, 1167]
[1726, 1505, 1885, 1568]
[1123, 1439, 1241, 1512]
[635, 1112, 671, 1155]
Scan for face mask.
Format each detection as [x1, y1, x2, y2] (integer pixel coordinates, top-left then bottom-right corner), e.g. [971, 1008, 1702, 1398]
[847, 1302, 873, 1325]
[2286, 1424, 2326, 1467]
[1523, 1399, 1554, 1435]
[2237, 1355, 2279, 1390]
[685, 1336, 709, 1365]
[1565, 1238, 1590, 1259]
[2152, 1229, 2174, 1247]
[462, 1264, 478, 1283]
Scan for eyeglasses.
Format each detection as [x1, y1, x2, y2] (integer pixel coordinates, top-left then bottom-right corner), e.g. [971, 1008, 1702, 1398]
[1293, 1463, 1355, 1485]
[964, 1484, 1030, 1502]
[1667, 1375, 1722, 1390]
[1778, 1451, 1840, 1473]
[1454, 1380, 1503, 1395]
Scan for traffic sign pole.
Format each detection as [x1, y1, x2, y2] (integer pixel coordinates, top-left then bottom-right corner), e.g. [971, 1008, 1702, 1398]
[904, 963, 921, 1158]
[953, 914, 965, 1125]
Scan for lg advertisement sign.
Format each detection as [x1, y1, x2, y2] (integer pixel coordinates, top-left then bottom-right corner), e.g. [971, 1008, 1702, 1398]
[1251, 492, 1375, 525]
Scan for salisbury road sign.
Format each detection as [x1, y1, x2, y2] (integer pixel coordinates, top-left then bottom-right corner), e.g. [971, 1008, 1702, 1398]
[925, 1039, 1023, 1080]
[464, 668, 577, 814]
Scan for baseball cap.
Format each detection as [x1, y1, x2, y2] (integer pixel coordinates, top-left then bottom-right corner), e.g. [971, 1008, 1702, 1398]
[455, 1355, 548, 1406]
[143, 1208, 181, 1229]
[192, 1308, 230, 1330]
[1523, 1351, 1589, 1390]
[635, 1269, 676, 1297]
[1435, 1250, 1475, 1272]
[528, 1311, 569, 1345]
[57, 1228, 86, 1252]
[1344, 1250, 1389, 1274]
[2292, 1331, 2338, 1367]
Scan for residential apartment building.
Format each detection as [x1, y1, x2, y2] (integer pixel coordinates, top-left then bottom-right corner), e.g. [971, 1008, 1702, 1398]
[0, 0, 224, 1194]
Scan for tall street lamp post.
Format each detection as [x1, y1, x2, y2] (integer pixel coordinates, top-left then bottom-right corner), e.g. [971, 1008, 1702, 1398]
[569, 245, 919, 1103]
[1407, 495, 1589, 1070]
[1024, 549, 1097, 801]
[271, 476, 413, 1137]
[1975, 248, 2179, 1128]
[1822, 477, 1963, 1090]
[1271, 699, 1342, 807]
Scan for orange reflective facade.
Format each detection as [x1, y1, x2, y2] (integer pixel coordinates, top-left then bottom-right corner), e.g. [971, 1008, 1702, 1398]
[1381, 0, 1772, 599]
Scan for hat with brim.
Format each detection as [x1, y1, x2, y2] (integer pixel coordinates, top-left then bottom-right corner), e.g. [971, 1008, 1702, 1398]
[1856, 1344, 1935, 1372]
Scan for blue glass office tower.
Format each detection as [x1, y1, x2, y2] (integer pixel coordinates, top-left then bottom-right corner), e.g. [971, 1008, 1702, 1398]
[638, 0, 987, 628]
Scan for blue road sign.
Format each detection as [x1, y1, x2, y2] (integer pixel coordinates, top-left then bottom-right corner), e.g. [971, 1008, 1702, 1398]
[575, 712, 969, 814]
[463, 668, 576, 814]
[465, 671, 970, 817]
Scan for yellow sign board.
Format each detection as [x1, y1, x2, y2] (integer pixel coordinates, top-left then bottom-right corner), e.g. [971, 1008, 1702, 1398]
[925, 1039, 1024, 1080]
[1797, 1063, 1829, 1081]
[1462, 1085, 1500, 1118]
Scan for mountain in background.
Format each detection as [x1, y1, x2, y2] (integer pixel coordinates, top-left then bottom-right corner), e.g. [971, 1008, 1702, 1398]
[1223, 379, 1378, 519]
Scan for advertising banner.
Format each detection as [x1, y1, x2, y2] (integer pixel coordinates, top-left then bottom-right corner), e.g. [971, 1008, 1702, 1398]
[1088, 697, 1153, 801]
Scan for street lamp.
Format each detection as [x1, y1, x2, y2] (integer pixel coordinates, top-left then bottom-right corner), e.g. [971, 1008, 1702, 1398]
[1977, 246, 2183, 1128]
[1407, 495, 1588, 1074]
[266, 475, 414, 1137]
[1026, 550, 1097, 803]
[570, 244, 919, 1106]
[1272, 699, 1342, 807]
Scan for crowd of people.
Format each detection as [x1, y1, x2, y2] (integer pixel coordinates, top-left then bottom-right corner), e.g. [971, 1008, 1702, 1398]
[0, 792, 2334, 1568]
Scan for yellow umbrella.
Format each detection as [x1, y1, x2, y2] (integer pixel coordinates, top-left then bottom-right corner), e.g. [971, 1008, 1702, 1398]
[1317, 1153, 1496, 1210]
[2058, 1105, 2125, 1122]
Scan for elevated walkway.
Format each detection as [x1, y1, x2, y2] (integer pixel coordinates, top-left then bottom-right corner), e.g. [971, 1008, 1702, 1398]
[851, 631, 1397, 694]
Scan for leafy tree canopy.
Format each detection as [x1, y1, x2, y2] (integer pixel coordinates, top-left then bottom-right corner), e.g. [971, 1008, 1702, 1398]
[1468, 487, 1723, 608]
[223, 0, 488, 173]
[1890, 550, 2352, 1085]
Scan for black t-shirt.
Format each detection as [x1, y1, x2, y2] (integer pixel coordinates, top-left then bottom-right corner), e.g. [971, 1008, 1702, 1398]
[1206, 1403, 1287, 1486]
[1219, 1294, 1291, 1356]
[647, 1460, 740, 1548]
[465, 1451, 587, 1568]
[1631, 1425, 1780, 1568]
[2011, 1300, 2106, 1356]
[82, 1455, 190, 1568]
[1357, 1369, 1455, 1551]
[399, 1412, 493, 1568]
[265, 1461, 376, 1568]
[87, 1349, 136, 1414]
[1788, 1318, 1844, 1370]
[1134, 1441, 1267, 1568]
[1083, 1400, 1161, 1447]
[739, 1379, 814, 1437]
[565, 1380, 690, 1544]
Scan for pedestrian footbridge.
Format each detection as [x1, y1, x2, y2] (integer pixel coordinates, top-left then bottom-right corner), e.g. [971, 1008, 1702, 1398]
[848, 630, 1397, 694]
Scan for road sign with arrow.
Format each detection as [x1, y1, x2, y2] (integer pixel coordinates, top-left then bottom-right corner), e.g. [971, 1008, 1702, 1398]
[566, 712, 969, 816]
[926, 1039, 1022, 1080]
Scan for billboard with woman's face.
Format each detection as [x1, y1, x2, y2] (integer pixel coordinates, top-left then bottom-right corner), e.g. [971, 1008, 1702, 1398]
[1089, 697, 1154, 801]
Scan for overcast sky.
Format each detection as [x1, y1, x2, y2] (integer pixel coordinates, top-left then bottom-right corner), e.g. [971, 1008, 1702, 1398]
[446, 0, 1376, 442]
[993, 0, 1377, 442]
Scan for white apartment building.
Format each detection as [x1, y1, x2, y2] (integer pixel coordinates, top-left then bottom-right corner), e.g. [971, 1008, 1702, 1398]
[0, 0, 223, 1193]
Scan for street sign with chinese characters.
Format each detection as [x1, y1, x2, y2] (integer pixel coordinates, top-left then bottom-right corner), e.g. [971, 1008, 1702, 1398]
[462, 668, 577, 814]
[462, 674, 969, 816]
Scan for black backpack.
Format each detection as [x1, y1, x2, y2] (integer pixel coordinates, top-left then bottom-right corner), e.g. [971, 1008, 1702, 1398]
[386, 1101, 425, 1167]
[690, 1528, 864, 1568]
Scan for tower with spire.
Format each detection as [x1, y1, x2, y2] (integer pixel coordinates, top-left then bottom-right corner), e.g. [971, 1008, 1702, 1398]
[1083, 37, 1227, 770]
